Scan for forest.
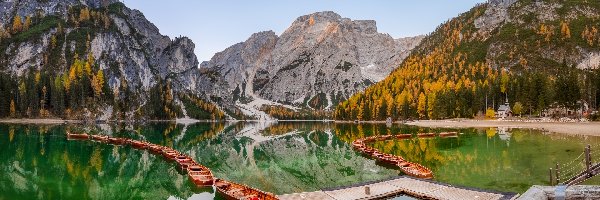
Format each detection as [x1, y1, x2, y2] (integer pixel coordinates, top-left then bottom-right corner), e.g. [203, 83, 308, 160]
[335, 3, 600, 121]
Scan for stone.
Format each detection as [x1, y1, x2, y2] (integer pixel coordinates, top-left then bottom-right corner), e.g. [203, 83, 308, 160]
[198, 11, 423, 113]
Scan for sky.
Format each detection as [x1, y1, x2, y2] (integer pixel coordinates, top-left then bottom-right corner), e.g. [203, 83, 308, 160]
[123, 0, 487, 62]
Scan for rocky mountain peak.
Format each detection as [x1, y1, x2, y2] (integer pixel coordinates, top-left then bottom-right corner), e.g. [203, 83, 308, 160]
[293, 11, 342, 25]
[197, 11, 423, 117]
[287, 11, 377, 35]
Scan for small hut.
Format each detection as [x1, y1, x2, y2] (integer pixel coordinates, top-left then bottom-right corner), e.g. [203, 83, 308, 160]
[496, 99, 511, 119]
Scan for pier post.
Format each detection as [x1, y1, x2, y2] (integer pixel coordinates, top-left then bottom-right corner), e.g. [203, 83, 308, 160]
[556, 163, 560, 185]
[549, 168, 554, 186]
[586, 144, 592, 177]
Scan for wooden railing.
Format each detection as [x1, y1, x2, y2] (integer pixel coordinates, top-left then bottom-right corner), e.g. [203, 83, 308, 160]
[550, 144, 600, 186]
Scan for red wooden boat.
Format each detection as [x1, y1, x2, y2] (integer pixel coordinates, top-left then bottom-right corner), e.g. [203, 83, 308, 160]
[397, 161, 411, 167]
[214, 179, 278, 200]
[147, 144, 162, 154]
[352, 142, 364, 149]
[108, 137, 126, 145]
[187, 165, 214, 186]
[400, 162, 433, 179]
[395, 134, 412, 139]
[67, 132, 90, 140]
[377, 135, 393, 141]
[130, 140, 147, 149]
[417, 133, 436, 138]
[351, 133, 436, 180]
[176, 155, 195, 170]
[372, 152, 384, 160]
[381, 154, 401, 165]
[162, 149, 179, 161]
[363, 147, 375, 154]
[363, 138, 375, 143]
[90, 134, 109, 142]
[439, 132, 458, 137]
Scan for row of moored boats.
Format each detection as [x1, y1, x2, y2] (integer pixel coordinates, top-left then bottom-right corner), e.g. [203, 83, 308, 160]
[67, 132, 278, 200]
[351, 132, 458, 179]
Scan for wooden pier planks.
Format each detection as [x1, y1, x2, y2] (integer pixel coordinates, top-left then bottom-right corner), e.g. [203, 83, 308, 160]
[278, 176, 516, 200]
[277, 191, 336, 200]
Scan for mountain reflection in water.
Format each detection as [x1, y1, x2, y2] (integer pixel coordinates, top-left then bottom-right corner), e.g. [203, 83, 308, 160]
[1, 122, 599, 200]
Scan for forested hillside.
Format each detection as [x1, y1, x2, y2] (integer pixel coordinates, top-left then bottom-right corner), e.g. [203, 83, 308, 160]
[0, 1, 223, 120]
[335, 0, 600, 121]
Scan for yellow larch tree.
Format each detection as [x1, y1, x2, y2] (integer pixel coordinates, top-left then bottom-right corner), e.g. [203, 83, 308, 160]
[12, 15, 22, 33]
[10, 99, 16, 117]
[79, 7, 90, 22]
[560, 21, 571, 40]
[417, 92, 427, 119]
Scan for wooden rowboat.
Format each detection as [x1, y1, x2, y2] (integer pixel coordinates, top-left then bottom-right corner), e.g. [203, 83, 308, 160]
[176, 155, 195, 170]
[90, 134, 109, 142]
[417, 133, 436, 138]
[364, 147, 375, 154]
[381, 154, 401, 165]
[162, 150, 179, 161]
[188, 165, 214, 186]
[400, 162, 433, 179]
[67, 132, 90, 140]
[397, 161, 411, 167]
[439, 132, 458, 137]
[147, 144, 162, 154]
[108, 137, 126, 145]
[130, 140, 147, 149]
[395, 134, 412, 139]
[214, 179, 278, 200]
[352, 143, 364, 149]
[351, 133, 436, 180]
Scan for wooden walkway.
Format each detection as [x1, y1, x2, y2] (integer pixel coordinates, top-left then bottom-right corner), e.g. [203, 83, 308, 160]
[278, 176, 517, 200]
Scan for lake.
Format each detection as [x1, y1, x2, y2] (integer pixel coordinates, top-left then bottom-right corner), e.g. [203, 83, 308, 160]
[1, 122, 599, 199]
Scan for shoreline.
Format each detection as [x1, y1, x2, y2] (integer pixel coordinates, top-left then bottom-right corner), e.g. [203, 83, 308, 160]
[3, 118, 600, 136]
[406, 119, 600, 136]
[0, 118, 337, 125]
[0, 118, 80, 124]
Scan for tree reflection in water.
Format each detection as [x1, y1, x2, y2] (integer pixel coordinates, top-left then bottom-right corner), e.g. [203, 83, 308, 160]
[1, 122, 600, 200]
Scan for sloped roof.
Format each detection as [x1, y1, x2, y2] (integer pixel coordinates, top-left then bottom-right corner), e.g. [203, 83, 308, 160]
[498, 104, 510, 112]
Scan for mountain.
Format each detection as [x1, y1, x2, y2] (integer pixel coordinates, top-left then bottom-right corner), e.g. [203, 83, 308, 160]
[0, 0, 220, 120]
[197, 11, 423, 120]
[335, 0, 600, 121]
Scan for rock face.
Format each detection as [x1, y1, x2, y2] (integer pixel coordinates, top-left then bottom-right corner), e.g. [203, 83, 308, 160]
[0, 0, 199, 118]
[199, 11, 423, 112]
[476, 0, 600, 70]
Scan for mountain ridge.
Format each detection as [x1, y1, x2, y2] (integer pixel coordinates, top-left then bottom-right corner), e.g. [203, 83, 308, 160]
[196, 11, 423, 119]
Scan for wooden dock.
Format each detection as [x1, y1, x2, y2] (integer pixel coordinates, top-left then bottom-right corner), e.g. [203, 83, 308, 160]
[278, 176, 517, 200]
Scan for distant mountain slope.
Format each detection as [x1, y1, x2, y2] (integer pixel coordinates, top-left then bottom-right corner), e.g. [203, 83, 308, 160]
[197, 11, 423, 119]
[336, 0, 600, 120]
[0, 0, 223, 120]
